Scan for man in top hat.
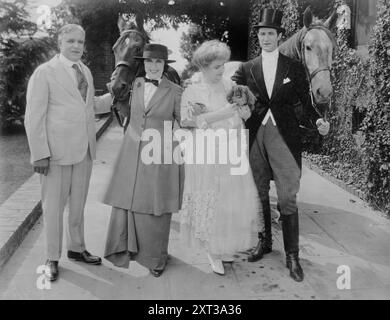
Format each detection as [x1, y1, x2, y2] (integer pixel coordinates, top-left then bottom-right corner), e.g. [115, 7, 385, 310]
[103, 43, 183, 278]
[232, 9, 330, 282]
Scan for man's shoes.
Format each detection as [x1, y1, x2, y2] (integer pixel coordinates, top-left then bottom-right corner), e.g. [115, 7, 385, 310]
[281, 212, 303, 282]
[286, 252, 304, 282]
[67, 250, 102, 265]
[149, 269, 164, 277]
[247, 232, 272, 262]
[45, 260, 59, 281]
[207, 253, 225, 275]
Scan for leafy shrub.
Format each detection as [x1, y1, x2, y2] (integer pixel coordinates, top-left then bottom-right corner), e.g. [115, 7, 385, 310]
[0, 37, 56, 128]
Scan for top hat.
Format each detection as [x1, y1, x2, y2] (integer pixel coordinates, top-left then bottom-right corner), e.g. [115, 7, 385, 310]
[254, 9, 284, 33]
[134, 43, 175, 63]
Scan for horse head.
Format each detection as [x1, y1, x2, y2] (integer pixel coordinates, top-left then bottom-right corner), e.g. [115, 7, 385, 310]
[279, 7, 337, 106]
[110, 13, 149, 102]
[301, 7, 337, 105]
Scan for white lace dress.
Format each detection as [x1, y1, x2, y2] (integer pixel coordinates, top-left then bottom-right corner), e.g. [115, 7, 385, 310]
[179, 75, 260, 256]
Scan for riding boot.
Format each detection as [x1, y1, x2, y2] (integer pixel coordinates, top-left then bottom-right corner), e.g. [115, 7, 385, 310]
[248, 200, 272, 262]
[282, 211, 304, 282]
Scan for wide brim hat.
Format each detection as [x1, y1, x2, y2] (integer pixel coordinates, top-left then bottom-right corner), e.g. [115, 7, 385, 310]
[134, 43, 176, 63]
[254, 8, 285, 33]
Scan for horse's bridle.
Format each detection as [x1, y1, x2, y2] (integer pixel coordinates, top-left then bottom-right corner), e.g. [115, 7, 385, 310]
[110, 29, 147, 126]
[300, 25, 334, 120]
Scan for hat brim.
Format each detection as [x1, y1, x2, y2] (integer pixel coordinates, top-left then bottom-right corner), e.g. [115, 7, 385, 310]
[254, 24, 284, 33]
[134, 56, 176, 63]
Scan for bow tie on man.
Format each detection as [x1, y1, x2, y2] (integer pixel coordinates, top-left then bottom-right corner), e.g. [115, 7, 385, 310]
[144, 77, 159, 87]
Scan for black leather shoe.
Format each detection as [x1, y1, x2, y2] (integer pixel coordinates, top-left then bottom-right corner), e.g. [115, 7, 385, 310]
[45, 260, 59, 281]
[281, 212, 303, 281]
[67, 250, 102, 265]
[249, 200, 273, 262]
[149, 268, 164, 277]
[286, 252, 304, 282]
[248, 232, 272, 262]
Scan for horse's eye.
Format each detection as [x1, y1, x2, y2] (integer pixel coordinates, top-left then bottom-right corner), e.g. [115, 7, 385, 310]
[306, 46, 312, 51]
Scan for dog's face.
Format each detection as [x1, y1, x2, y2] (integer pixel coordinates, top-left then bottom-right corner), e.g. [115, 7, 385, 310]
[226, 85, 257, 109]
[232, 96, 247, 105]
[231, 87, 248, 105]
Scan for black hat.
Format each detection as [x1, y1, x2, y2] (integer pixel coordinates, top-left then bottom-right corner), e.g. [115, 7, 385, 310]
[134, 43, 175, 63]
[254, 9, 284, 33]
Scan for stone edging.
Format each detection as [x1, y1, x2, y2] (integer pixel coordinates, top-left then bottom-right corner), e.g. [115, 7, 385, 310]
[302, 158, 367, 202]
[0, 113, 113, 270]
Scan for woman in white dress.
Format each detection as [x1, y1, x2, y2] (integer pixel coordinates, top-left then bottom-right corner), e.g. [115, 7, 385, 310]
[179, 40, 261, 275]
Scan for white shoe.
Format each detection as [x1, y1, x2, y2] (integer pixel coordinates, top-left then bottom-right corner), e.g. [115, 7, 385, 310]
[207, 253, 225, 275]
[221, 254, 235, 263]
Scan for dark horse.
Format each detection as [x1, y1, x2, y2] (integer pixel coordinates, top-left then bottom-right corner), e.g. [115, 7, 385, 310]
[109, 13, 181, 129]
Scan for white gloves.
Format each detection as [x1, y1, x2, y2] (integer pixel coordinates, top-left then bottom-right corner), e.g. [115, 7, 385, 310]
[316, 118, 330, 136]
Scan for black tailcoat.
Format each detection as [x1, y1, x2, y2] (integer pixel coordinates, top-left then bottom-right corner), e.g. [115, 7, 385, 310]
[232, 53, 318, 168]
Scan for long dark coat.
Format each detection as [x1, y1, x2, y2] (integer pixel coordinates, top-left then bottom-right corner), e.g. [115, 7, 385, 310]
[102, 76, 184, 215]
[232, 53, 318, 168]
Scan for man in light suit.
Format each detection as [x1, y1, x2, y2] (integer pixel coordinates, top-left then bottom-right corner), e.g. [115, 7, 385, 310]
[24, 24, 112, 281]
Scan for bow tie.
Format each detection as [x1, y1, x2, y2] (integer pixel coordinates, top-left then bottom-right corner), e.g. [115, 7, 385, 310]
[144, 77, 159, 87]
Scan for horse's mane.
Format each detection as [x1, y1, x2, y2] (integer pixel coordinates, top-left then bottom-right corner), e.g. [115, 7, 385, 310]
[279, 28, 306, 62]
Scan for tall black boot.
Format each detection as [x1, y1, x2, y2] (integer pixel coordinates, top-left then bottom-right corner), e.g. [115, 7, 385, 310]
[248, 200, 272, 262]
[282, 212, 304, 282]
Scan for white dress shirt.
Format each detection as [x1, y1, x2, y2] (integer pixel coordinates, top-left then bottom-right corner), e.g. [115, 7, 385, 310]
[144, 78, 161, 109]
[261, 49, 279, 126]
[59, 54, 84, 86]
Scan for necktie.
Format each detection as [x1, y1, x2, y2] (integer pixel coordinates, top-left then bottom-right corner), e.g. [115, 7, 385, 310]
[144, 77, 159, 87]
[72, 64, 88, 102]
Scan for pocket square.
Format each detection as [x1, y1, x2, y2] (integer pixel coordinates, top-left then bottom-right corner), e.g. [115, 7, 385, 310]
[283, 77, 291, 84]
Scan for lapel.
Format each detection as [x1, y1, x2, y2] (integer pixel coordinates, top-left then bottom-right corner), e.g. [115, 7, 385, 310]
[49, 55, 86, 104]
[270, 53, 290, 102]
[250, 56, 269, 101]
[133, 78, 146, 113]
[145, 76, 170, 114]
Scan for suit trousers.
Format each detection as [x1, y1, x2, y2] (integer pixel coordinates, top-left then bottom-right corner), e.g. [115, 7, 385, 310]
[40, 151, 92, 260]
[249, 119, 301, 219]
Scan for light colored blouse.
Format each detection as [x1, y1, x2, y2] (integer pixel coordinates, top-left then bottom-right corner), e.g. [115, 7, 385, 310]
[180, 74, 242, 130]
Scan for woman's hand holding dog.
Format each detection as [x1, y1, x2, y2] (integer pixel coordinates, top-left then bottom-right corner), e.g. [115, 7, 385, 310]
[236, 105, 251, 121]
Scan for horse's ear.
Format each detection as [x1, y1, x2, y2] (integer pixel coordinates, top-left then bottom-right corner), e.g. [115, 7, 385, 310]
[324, 10, 337, 30]
[135, 11, 145, 32]
[303, 6, 313, 28]
[117, 14, 127, 34]
[134, 10, 150, 41]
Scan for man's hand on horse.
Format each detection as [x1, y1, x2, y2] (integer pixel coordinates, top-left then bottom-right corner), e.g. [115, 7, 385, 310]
[33, 157, 50, 176]
[316, 118, 330, 136]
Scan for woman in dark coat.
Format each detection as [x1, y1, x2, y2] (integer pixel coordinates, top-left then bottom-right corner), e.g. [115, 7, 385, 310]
[103, 44, 183, 277]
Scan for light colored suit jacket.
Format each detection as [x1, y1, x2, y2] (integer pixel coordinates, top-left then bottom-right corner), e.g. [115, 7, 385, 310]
[24, 54, 111, 165]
